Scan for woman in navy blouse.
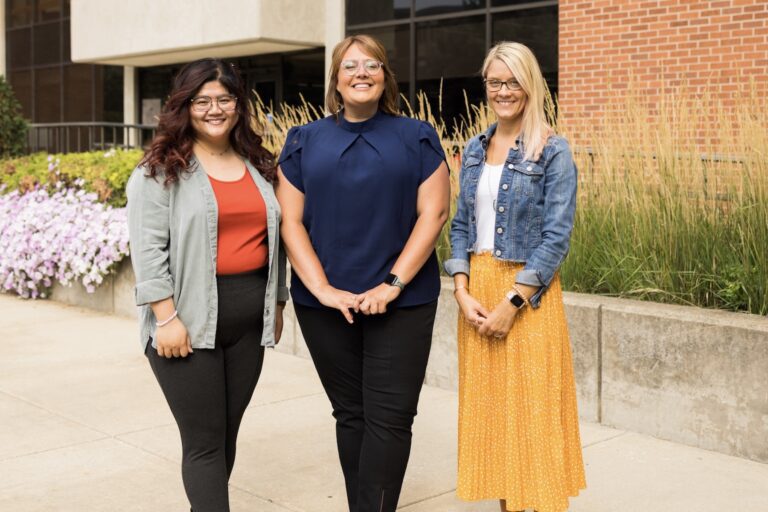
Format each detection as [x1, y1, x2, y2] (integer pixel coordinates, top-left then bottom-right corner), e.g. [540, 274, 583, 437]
[276, 34, 450, 511]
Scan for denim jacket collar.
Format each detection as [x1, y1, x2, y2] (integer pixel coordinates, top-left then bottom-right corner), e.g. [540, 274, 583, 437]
[478, 122, 524, 155]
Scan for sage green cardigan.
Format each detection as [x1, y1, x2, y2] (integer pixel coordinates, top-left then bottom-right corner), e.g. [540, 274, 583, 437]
[126, 157, 288, 351]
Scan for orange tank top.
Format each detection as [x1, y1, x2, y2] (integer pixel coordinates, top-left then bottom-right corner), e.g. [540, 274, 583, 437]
[208, 168, 268, 275]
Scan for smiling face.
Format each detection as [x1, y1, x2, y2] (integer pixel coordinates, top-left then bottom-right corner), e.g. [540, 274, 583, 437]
[189, 80, 239, 144]
[485, 58, 527, 123]
[335, 43, 386, 112]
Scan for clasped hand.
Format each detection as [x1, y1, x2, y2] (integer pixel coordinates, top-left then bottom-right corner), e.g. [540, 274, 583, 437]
[315, 283, 401, 323]
[455, 290, 519, 339]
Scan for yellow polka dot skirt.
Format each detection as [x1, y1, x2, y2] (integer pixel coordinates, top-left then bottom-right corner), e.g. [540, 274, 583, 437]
[457, 253, 586, 512]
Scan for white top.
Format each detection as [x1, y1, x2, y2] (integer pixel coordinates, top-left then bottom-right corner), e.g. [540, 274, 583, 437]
[474, 162, 504, 253]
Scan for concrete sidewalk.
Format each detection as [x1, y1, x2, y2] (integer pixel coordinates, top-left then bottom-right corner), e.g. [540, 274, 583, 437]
[1, 294, 766, 512]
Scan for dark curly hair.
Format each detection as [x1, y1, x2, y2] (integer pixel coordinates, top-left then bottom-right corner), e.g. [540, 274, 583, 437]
[139, 58, 275, 185]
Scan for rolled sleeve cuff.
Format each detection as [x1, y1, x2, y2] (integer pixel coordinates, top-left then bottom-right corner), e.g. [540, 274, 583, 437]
[277, 285, 290, 303]
[444, 257, 470, 276]
[515, 269, 544, 287]
[134, 277, 174, 306]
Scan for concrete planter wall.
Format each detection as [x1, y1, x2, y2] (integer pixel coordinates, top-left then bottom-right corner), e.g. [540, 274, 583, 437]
[28, 260, 768, 464]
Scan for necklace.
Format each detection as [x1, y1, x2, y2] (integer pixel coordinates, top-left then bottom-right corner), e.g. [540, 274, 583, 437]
[485, 163, 502, 210]
[196, 141, 230, 156]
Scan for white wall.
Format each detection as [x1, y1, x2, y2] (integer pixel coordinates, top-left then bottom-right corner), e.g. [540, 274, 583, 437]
[71, 0, 325, 66]
[324, 0, 345, 110]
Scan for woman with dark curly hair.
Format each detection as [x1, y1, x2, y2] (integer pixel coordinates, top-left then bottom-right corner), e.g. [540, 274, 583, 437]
[126, 58, 287, 512]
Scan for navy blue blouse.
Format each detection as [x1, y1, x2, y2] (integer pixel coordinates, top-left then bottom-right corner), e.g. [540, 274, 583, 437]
[278, 111, 446, 308]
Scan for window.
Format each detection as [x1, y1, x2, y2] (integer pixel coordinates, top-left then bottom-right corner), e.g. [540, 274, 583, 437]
[346, 0, 411, 25]
[346, 0, 559, 120]
[415, 0, 484, 16]
[416, 16, 486, 124]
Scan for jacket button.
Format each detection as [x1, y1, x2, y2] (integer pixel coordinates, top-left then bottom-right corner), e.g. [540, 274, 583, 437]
[527, 165, 533, 171]
[502, 183, 509, 190]
[496, 227, 503, 234]
[495, 249, 501, 256]
[507, 164, 514, 170]
[498, 206, 505, 212]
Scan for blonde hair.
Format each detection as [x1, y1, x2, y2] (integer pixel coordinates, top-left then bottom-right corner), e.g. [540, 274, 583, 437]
[481, 42, 553, 161]
[325, 35, 400, 117]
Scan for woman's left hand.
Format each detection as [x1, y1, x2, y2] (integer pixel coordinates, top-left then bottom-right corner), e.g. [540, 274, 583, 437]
[274, 303, 285, 344]
[355, 283, 401, 315]
[477, 299, 519, 339]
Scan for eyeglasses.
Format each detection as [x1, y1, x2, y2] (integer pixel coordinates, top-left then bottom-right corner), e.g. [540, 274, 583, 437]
[190, 95, 238, 112]
[340, 59, 383, 76]
[484, 79, 522, 92]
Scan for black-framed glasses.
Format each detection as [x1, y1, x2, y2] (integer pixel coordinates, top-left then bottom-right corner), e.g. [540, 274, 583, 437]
[484, 79, 522, 92]
[340, 59, 383, 76]
[190, 95, 238, 112]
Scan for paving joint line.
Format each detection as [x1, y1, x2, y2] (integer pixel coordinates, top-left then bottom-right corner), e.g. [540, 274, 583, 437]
[582, 430, 629, 449]
[397, 488, 457, 509]
[227, 482, 305, 512]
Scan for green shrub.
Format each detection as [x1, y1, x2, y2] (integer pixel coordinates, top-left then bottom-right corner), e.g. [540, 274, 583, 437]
[0, 148, 143, 206]
[0, 75, 28, 158]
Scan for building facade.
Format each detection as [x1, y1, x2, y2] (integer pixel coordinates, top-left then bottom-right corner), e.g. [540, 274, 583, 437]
[2, 0, 767, 150]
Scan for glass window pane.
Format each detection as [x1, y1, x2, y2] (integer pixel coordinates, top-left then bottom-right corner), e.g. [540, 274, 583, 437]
[64, 64, 93, 121]
[8, 0, 34, 27]
[8, 70, 33, 119]
[415, 0, 484, 17]
[491, 0, 533, 6]
[282, 50, 326, 110]
[416, 16, 486, 125]
[6, 28, 32, 69]
[34, 22, 62, 65]
[346, 0, 410, 25]
[35, 67, 62, 122]
[37, 0, 62, 22]
[101, 66, 124, 123]
[63, 20, 71, 63]
[492, 6, 558, 92]
[349, 24, 411, 105]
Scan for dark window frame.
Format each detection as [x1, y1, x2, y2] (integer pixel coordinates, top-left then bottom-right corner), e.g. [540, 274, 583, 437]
[346, 0, 558, 111]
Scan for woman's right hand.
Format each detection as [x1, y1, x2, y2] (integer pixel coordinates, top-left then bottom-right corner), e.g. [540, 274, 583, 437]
[454, 289, 490, 329]
[315, 284, 359, 324]
[155, 318, 194, 358]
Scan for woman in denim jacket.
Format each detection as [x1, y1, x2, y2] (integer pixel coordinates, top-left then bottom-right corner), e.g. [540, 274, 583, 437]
[444, 42, 586, 512]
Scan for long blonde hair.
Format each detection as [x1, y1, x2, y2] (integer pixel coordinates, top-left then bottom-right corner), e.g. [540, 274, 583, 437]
[325, 35, 400, 117]
[481, 42, 552, 161]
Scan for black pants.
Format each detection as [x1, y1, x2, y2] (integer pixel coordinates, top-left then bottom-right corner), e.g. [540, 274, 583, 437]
[146, 269, 266, 512]
[295, 301, 438, 512]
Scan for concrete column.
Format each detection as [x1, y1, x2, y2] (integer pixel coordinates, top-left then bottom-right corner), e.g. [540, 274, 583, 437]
[1, 4, 7, 77]
[123, 66, 138, 146]
[324, 0, 345, 112]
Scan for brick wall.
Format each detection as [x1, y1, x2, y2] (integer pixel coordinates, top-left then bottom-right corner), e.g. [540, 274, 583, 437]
[558, 0, 768, 146]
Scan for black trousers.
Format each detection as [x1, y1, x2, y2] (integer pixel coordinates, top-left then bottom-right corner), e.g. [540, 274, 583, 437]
[295, 300, 438, 512]
[146, 269, 266, 512]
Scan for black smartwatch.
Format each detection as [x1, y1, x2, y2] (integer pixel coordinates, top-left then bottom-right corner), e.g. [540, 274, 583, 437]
[505, 290, 526, 309]
[385, 273, 405, 291]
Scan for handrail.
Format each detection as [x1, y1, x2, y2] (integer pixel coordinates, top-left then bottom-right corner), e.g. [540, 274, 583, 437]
[26, 123, 157, 155]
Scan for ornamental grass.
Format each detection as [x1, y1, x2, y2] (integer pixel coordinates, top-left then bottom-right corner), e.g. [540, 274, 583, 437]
[253, 80, 767, 315]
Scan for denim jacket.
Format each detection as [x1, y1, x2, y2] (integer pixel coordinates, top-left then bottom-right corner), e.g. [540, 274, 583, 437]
[443, 123, 577, 308]
[127, 157, 289, 351]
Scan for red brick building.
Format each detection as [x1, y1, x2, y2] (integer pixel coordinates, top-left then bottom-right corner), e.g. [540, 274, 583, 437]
[558, 0, 768, 143]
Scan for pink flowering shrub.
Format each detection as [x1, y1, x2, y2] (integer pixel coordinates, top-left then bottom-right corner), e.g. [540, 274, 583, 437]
[0, 182, 129, 298]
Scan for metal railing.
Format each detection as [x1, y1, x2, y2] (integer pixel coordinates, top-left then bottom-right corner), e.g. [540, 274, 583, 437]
[26, 123, 158, 154]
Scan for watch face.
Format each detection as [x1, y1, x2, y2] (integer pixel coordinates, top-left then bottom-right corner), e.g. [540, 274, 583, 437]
[509, 293, 525, 308]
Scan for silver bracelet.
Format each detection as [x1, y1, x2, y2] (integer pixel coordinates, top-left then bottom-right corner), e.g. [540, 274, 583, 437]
[156, 310, 178, 328]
